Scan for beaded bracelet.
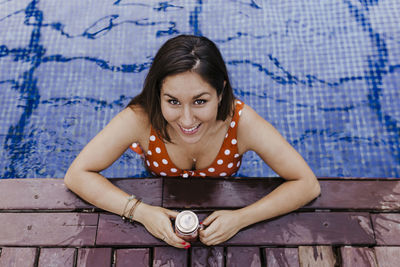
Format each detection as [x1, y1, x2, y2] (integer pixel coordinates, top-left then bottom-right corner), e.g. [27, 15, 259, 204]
[127, 198, 142, 223]
[121, 195, 135, 220]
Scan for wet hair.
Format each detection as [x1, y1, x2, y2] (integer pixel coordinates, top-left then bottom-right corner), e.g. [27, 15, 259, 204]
[128, 34, 235, 142]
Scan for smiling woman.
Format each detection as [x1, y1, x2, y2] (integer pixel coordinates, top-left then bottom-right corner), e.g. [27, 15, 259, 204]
[64, 34, 320, 249]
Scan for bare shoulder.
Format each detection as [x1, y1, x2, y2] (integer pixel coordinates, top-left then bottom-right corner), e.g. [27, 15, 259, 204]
[68, 105, 151, 173]
[237, 103, 282, 154]
[120, 105, 148, 123]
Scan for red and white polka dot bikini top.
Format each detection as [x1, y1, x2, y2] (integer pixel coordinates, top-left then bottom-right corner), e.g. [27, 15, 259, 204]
[130, 99, 244, 178]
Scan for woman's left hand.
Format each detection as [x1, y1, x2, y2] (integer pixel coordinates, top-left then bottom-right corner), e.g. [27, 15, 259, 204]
[199, 210, 243, 246]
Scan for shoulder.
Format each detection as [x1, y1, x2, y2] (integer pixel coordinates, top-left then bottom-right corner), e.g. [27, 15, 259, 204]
[112, 105, 151, 142]
[236, 103, 279, 154]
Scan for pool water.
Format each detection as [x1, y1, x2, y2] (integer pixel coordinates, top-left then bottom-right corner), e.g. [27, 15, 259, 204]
[0, 0, 399, 178]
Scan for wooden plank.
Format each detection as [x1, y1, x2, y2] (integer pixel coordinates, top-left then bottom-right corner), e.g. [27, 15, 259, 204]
[113, 178, 163, 206]
[0, 178, 90, 210]
[371, 213, 400, 245]
[191, 247, 224, 267]
[153, 247, 187, 267]
[298, 246, 336, 267]
[374, 247, 400, 267]
[115, 248, 150, 267]
[0, 178, 162, 210]
[264, 248, 299, 267]
[38, 248, 75, 267]
[163, 178, 400, 211]
[310, 180, 400, 211]
[221, 212, 374, 246]
[76, 248, 112, 267]
[0, 247, 37, 267]
[226, 247, 261, 267]
[96, 213, 162, 245]
[340, 247, 377, 267]
[163, 177, 282, 208]
[0, 213, 97, 246]
[97, 211, 374, 246]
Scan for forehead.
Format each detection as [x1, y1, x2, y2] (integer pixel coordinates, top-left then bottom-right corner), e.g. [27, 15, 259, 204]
[161, 71, 216, 96]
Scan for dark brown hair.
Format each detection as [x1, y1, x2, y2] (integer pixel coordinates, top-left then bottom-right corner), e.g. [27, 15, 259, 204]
[128, 34, 235, 142]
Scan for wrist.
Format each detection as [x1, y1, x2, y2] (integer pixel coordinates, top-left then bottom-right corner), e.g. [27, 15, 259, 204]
[235, 207, 253, 229]
[132, 202, 150, 224]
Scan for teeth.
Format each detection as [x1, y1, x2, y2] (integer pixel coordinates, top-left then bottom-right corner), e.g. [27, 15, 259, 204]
[181, 124, 199, 132]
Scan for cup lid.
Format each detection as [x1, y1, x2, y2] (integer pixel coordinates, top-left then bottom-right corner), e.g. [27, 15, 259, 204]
[176, 211, 199, 233]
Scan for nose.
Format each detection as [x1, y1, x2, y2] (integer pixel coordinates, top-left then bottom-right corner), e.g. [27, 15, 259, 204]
[180, 105, 195, 127]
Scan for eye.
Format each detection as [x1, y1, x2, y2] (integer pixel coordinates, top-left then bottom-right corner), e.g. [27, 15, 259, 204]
[194, 99, 207, 105]
[168, 99, 180, 105]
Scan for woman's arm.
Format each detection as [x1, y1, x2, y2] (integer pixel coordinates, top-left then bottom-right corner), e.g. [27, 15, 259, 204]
[64, 108, 189, 248]
[200, 104, 321, 245]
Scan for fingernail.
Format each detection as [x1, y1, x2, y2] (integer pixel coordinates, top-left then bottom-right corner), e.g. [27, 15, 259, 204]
[184, 244, 191, 249]
[181, 242, 186, 245]
[199, 221, 203, 224]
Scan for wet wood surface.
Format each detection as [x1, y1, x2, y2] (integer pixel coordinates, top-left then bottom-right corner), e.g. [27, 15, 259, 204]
[114, 248, 150, 267]
[374, 247, 400, 267]
[0, 177, 399, 266]
[264, 248, 299, 267]
[38, 248, 76, 267]
[298, 246, 336, 267]
[340, 247, 378, 267]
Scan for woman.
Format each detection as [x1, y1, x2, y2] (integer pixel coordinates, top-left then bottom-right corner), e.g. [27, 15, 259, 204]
[64, 35, 320, 249]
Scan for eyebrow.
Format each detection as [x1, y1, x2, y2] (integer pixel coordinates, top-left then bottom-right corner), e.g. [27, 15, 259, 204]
[163, 92, 211, 99]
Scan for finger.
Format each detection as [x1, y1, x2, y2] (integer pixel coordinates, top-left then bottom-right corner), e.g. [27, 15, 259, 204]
[163, 232, 191, 249]
[165, 209, 179, 219]
[200, 216, 221, 237]
[201, 211, 219, 226]
[162, 225, 191, 248]
[200, 230, 223, 245]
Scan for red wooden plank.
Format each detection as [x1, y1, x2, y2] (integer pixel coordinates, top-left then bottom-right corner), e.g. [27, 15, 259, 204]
[115, 248, 150, 267]
[0, 178, 162, 210]
[97, 211, 374, 246]
[163, 178, 400, 211]
[191, 247, 224, 267]
[264, 248, 299, 267]
[298, 246, 336, 267]
[371, 213, 400, 245]
[96, 213, 162, 246]
[310, 180, 400, 210]
[0, 178, 90, 210]
[226, 247, 261, 267]
[113, 178, 163, 206]
[163, 177, 282, 208]
[153, 247, 187, 267]
[374, 247, 400, 267]
[222, 212, 374, 246]
[38, 248, 75, 267]
[0, 213, 97, 246]
[0, 247, 37, 267]
[340, 247, 377, 267]
[76, 248, 112, 267]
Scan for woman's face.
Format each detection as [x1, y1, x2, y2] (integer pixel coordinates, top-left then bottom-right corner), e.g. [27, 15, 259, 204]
[160, 71, 221, 144]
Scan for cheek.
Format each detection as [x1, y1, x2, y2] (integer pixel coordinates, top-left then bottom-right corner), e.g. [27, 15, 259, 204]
[161, 105, 179, 122]
[196, 105, 218, 121]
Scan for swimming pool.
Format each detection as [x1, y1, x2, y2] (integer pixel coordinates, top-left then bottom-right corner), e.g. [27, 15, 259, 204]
[0, 0, 399, 178]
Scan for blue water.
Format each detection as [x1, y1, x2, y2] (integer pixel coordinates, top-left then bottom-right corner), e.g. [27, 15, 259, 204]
[0, 0, 399, 178]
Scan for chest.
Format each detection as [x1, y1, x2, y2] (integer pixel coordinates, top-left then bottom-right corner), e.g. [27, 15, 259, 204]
[164, 125, 228, 170]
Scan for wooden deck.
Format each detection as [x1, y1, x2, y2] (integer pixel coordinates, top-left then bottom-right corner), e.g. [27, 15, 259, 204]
[0, 177, 399, 266]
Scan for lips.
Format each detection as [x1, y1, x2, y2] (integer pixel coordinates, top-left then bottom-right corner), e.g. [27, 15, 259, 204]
[179, 123, 201, 135]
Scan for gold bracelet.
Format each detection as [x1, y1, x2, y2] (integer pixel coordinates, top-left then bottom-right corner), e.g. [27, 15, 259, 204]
[127, 198, 142, 223]
[121, 195, 135, 221]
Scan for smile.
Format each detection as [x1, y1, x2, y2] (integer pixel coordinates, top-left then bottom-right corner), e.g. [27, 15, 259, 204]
[179, 123, 201, 135]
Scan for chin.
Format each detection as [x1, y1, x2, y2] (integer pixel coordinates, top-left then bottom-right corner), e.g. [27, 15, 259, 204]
[178, 133, 203, 144]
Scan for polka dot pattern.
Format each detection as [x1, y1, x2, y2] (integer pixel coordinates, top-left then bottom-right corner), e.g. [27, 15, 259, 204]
[132, 99, 244, 178]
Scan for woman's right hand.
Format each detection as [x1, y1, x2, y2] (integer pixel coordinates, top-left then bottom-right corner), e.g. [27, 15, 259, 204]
[134, 203, 190, 249]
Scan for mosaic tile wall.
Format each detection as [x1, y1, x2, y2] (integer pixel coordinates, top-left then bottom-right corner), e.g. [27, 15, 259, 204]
[0, 0, 399, 178]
